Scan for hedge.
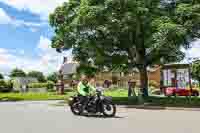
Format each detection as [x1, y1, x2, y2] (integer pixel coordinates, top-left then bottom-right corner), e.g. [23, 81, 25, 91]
[0, 80, 13, 92]
[28, 81, 55, 91]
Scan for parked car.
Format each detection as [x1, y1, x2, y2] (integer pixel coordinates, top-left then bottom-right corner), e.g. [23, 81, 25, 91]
[164, 87, 199, 96]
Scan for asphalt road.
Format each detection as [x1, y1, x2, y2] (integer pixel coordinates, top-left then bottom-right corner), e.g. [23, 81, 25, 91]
[0, 101, 200, 133]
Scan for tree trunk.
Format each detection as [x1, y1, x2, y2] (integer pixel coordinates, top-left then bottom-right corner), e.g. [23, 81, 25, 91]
[58, 74, 64, 95]
[134, 14, 149, 97]
[139, 66, 149, 97]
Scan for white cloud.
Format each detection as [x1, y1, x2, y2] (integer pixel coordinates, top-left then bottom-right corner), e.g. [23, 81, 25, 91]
[13, 19, 46, 27]
[0, 7, 46, 29]
[37, 36, 51, 50]
[0, 48, 8, 54]
[0, 36, 72, 76]
[0, 0, 66, 20]
[0, 8, 12, 24]
[29, 27, 39, 33]
[19, 50, 25, 55]
[36, 36, 73, 71]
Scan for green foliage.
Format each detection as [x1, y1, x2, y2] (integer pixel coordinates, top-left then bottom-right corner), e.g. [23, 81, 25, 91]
[76, 64, 98, 78]
[47, 72, 58, 83]
[28, 83, 47, 89]
[47, 81, 55, 92]
[0, 92, 66, 101]
[6, 80, 13, 89]
[50, 0, 200, 96]
[0, 73, 4, 79]
[28, 71, 46, 82]
[105, 89, 128, 97]
[192, 60, 200, 86]
[28, 81, 55, 92]
[10, 68, 26, 77]
[0, 80, 13, 92]
[0, 80, 6, 87]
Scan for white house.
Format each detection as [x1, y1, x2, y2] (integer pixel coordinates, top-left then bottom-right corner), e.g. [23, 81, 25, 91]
[12, 77, 38, 92]
[59, 57, 79, 80]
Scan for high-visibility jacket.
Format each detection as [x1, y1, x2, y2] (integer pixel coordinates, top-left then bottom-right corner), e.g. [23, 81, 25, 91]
[77, 81, 96, 96]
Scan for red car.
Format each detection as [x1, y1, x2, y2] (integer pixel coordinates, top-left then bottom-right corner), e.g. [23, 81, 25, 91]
[164, 87, 199, 96]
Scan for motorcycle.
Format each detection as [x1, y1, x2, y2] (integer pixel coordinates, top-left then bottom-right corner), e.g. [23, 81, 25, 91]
[68, 89, 116, 117]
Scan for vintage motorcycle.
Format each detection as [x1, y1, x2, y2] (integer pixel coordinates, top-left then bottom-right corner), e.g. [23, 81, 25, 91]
[68, 89, 116, 117]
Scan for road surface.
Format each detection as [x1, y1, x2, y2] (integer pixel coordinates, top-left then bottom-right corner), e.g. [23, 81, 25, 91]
[0, 101, 200, 133]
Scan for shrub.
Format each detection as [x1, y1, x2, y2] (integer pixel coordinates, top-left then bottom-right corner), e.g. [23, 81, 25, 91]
[0, 80, 13, 92]
[28, 82, 55, 92]
[47, 81, 55, 92]
[6, 80, 13, 89]
[149, 80, 159, 88]
[28, 83, 47, 88]
[0, 80, 6, 87]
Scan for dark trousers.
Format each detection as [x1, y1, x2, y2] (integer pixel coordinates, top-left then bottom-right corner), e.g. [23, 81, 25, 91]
[79, 96, 89, 110]
[128, 87, 132, 97]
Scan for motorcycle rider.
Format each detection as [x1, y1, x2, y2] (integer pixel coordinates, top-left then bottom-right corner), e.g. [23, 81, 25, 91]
[77, 75, 96, 112]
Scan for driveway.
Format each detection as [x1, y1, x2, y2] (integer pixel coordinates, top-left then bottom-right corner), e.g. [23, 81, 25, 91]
[0, 101, 200, 133]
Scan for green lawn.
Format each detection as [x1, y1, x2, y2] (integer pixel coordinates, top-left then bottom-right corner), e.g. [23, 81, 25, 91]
[0, 89, 128, 102]
[0, 89, 130, 102]
[0, 92, 73, 101]
[105, 89, 128, 97]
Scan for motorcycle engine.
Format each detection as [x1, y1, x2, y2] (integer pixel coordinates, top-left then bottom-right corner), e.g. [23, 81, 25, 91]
[87, 101, 97, 113]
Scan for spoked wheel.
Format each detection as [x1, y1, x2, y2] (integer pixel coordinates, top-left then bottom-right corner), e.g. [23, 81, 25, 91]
[70, 102, 82, 115]
[102, 102, 116, 117]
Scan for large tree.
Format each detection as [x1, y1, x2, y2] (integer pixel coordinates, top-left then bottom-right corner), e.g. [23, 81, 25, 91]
[192, 60, 200, 87]
[47, 72, 59, 83]
[28, 71, 46, 82]
[10, 68, 26, 77]
[49, 0, 200, 96]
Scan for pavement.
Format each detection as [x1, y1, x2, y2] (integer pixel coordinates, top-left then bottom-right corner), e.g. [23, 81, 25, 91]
[0, 101, 200, 133]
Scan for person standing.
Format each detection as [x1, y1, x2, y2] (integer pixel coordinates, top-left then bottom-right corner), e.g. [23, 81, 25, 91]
[128, 79, 137, 97]
[128, 79, 133, 97]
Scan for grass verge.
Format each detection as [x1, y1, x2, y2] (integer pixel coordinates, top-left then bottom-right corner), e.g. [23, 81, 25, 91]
[0, 92, 74, 101]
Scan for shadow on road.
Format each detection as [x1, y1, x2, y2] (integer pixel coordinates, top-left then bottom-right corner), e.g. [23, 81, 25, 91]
[124, 105, 200, 111]
[124, 105, 166, 110]
[82, 114, 125, 119]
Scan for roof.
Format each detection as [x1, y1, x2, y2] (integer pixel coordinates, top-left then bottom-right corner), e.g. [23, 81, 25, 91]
[61, 63, 79, 75]
[110, 65, 161, 73]
[13, 77, 38, 84]
[162, 63, 190, 69]
[13, 77, 37, 80]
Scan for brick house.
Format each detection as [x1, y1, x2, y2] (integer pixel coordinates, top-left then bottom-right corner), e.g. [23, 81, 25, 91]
[59, 57, 161, 88]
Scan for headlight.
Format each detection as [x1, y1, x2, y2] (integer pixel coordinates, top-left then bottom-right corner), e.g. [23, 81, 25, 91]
[69, 97, 73, 101]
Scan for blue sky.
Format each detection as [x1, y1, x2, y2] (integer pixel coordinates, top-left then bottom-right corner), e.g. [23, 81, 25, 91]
[0, 0, 200, 76]
[0, 0, 72, 76]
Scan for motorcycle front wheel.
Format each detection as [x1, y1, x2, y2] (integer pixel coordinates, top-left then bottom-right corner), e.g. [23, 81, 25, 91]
[102, 102, 116, 117]
[70, 102, 82, 115]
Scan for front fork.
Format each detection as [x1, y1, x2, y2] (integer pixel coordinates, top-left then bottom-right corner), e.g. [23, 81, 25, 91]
[68, 97, 73, 106]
